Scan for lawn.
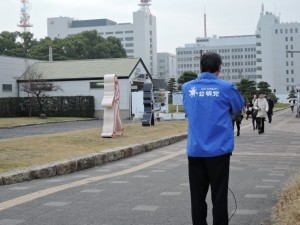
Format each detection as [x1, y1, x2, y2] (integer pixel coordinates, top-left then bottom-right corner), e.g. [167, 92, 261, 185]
[0, 120, 188, 173]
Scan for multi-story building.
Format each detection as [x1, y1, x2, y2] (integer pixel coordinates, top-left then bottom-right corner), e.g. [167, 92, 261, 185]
[255, 10, 300, 101]
[177, 7, 300, 102]
[176, 35, 257, 82]
[157, 52, 177, 81]
[47, 0, 157, 77]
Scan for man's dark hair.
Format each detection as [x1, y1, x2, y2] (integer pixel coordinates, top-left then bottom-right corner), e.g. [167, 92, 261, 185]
[200, 52, 222, 73]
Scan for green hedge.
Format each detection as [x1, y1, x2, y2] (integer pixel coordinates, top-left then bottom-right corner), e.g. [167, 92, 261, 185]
[0, 96, 95, 118]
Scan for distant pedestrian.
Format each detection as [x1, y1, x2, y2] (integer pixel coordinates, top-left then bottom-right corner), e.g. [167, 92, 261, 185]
[251, 95, 258, 130]
[289, 98, 296, 113]
[254, 94, 269, 134]
[183, 52, 244, 225]
[232, 110, 244, 136]
[267, 96, 274, 123]
[245, 102, 251, 120]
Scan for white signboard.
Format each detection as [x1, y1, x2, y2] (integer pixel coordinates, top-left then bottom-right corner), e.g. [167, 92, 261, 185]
[172, 93, 183, 105]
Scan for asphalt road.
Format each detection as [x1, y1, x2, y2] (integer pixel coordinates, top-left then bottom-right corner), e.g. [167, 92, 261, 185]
[0, 119, 132, 139]
[0, 108, 299, 225]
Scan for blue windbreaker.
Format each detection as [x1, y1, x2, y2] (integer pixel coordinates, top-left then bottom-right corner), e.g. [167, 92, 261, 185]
[182, 72, 245, 157]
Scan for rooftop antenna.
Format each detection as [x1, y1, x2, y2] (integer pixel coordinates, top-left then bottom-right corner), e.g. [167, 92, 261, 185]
[139, 0, 152, 15]
[18, 0, 33, 32]
[17, 0, 33, 68]
[261, 2, 264, 14]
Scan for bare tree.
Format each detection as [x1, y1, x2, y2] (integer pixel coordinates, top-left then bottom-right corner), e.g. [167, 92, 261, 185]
[20, 68, 62, 116]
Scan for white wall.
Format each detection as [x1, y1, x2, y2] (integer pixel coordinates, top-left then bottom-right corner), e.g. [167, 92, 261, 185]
[0, 56, 38, 98]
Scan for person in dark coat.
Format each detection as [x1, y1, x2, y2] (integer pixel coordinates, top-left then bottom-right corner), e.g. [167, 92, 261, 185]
[232, 110, 243, 136]
[267, 96, 274, 123]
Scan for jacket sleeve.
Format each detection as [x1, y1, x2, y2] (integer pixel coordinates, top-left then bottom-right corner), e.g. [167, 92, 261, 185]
[228, 84, 245, 116]
[265, 99, 269, 112]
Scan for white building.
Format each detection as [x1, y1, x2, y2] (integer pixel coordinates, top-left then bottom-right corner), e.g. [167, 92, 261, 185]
[177, 8, 300, 103]
[176, 35, 257, 82]
[256, 10, 300, 102]
[0, 55, 39, 98]
[157, 53, 177, 82]
[17, 58, 151, 119]
[47, 0, 157, 78]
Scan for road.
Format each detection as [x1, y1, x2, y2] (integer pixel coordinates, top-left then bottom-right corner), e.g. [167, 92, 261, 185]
[0, 108, 299, 224]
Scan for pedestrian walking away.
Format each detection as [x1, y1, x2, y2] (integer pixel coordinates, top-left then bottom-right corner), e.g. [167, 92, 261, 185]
[182, 52, 245, 225]
[267, 96, 274, 123]
[289, 98, 296, 113]
[254, 94, 269, 134]
[232, 109, 244, 136]
[251, 95, 258, 130]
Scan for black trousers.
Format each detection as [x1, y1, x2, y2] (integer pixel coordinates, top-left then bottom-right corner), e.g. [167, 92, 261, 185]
[188, 154, 231, 225]
[267, 112, 272, 123]
[256, 117, 265, 133]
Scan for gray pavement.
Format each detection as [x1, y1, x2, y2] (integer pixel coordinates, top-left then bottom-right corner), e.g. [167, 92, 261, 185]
[0, 108, 299, 224]
[0, 119, 135, 140]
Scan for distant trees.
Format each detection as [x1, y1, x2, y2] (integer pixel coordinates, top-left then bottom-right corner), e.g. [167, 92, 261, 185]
[287, 88, 297, 99]
[235, 79, 257, 102]
[167, 78, 178, 103]
[0, 30, 127, 60]
[235, 79, 278, 103]
[177, 71, 198, 90]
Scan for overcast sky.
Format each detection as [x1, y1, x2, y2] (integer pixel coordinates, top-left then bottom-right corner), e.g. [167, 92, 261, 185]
[1, 0, 300, 54]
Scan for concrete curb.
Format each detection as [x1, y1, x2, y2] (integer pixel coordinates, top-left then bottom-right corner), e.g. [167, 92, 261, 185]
[0, 133, 187, 186]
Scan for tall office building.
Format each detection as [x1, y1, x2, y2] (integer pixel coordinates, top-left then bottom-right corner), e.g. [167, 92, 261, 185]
[47, 0, 157, 77]
[177, 7, 300, 102]
[157, 53, 177, 81]
[255, 10, 300, 101]
[176, 35, 257, 81]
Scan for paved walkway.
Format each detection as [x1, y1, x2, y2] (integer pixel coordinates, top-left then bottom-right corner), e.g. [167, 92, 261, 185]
[0, 108, 299, 224]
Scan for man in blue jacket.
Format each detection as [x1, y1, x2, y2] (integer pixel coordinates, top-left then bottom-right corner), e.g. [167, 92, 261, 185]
[182, 52, 244, 225]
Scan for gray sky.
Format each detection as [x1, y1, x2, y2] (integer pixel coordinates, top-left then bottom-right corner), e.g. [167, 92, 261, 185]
[1, 0, 300, 54]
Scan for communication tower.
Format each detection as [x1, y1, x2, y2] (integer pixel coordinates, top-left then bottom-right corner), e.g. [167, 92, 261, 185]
[139, 0, 152, 15]
[18, 0, 33, 32]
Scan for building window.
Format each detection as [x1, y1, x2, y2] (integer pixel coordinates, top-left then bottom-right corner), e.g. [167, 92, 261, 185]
[125, 37, 134, 41]
[105, 32, 113, 35]
[280, 29, 283, 33]
[291, 45, 293, 49]
[296, 28, 298, 33]
[291, 37, 293, 41]
[286, 61, 289, 66]
[125, 43, 134, 47]
[90, 81, 104, 89]
[292, 78, 294, 82]
[290, 28, 293, 33]
[291, 61, 294, 66]
[286, 70, 289, 74]
[126, 49, 134, 54]
[115, 31, 123, 34]
[287, 86, 289, 91]
[291, 70, 294, 74]
[275, 29, 278, 34]
[286, 37, 288, 41]
[2, 84, 12, 92]
[125, 30, 134, 33]
[286, 78, 289, 83]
